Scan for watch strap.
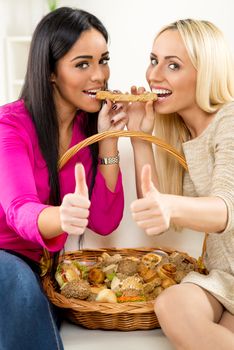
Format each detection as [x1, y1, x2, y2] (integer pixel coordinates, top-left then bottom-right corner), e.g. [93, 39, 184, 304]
[98, 152, 120, 165]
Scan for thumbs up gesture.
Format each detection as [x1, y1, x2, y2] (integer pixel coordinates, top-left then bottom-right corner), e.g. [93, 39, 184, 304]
[60, 163, 91, 236]
[130, 164, 171, 236]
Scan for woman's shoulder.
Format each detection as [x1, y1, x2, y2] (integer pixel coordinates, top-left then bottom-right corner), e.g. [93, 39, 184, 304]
[183, 102, 234, 150]
[0, 99, 36, 141]
[215, 101, 234, 122]
[0, 99, 33, 128]
[0, 99, 28, 116]
[211, 101, 234, 132]
[205, 102, 234, 148]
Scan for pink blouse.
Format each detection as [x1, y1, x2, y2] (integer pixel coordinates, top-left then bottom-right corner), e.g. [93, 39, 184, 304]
[0, 100, 124, 262]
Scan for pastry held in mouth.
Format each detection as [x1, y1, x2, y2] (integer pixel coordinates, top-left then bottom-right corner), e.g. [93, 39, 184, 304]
[96, 90, 157, 102]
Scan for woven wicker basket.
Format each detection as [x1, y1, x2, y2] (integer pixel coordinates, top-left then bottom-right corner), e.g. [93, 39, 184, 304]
[42, 247, 198, 330]
[42, 130, 202, 331]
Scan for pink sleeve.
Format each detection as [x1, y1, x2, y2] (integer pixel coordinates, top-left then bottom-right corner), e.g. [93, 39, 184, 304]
[7, 200, 66, 252]
[88, 169, 124, 235]
[0, 115, 66, 251]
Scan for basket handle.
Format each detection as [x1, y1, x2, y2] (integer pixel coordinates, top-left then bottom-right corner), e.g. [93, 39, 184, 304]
[58, 130, 188, 170]
[58, 130, 207, 269]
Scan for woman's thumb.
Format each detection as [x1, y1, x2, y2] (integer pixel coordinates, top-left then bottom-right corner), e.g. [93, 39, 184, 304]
[141, 164, 155, 197]
[74, 163, 88, 198]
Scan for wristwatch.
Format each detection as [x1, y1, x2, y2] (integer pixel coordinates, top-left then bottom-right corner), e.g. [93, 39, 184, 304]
[98, 152, 120, 165]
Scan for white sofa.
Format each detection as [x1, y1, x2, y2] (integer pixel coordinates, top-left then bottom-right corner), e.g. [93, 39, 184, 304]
[61, 321, 174, 350]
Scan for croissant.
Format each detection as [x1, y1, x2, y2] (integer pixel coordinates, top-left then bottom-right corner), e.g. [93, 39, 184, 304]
[157, 263, 177, 280]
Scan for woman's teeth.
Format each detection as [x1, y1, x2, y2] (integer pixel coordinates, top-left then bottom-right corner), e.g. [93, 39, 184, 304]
[84, 89, 102, 98]
[152, 88, 171, 97]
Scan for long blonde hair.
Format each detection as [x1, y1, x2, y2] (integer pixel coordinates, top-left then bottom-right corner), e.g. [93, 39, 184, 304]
[154, 19, 234, 195]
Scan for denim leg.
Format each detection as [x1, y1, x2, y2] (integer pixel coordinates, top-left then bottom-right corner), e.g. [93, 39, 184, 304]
[0, 250, 64, 350]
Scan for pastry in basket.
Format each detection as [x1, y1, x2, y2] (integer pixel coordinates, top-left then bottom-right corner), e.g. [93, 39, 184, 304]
[55, 260, 83, 288]
[121, 275, 144, 292]
[141, 253, 163, 269]
[88, 267, 105, 285]
[143, 277, 162, 294]
[117, 257, 140, 276]
[169, 251, 197, 269]
[167, 252, 198, 282]
[98, 252, 122, 266]
[145, 286, 164, 301]
[174, 270, 189, 283]
[161, 278, 176, 289]
[90, 285, 106, 294]
[96, 289, 117, 303]
[152, 263, 177, 290]
[138, 262, 159, 283]
[86, 285, 107, 301]
[61, 280, 91, 299]
[102, 263, 118, 275]
[54, 250, 198, 304]
[96, 90, 157, 102]
[169, 251, 187, 265]
[156, 263, 177, 280]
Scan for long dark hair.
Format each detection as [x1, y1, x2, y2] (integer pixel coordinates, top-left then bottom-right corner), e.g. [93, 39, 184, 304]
[20, 7, 108, 205]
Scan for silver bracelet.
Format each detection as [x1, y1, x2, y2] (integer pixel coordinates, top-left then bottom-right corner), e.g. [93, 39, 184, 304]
[98, 152, 120, 165]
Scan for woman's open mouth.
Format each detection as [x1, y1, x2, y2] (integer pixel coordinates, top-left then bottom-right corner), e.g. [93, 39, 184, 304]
[83, 89, 102, 99]
[152, 88, 172, 100]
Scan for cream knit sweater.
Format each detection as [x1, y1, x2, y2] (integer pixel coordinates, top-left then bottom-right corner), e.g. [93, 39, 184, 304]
[181, 102, 234, 313]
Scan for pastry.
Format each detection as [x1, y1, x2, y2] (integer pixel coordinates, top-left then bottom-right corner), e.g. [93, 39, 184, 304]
[161, 278, 176, 289]
[96, 289, 117, 303]
[157, 263, 177, 280]
[55, 261, 81, 287]
[121, 276, 143, 291]
[61, 280, 91, 299]
[88, 267, 105, 285]
[117, 258, 139, 276]
[141, 253, 162, 269]
[96, 90, 157, 102]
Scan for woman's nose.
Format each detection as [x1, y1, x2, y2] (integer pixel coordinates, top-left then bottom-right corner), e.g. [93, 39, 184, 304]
[90, 66, 105, 82]
[148, 64, 164, 83]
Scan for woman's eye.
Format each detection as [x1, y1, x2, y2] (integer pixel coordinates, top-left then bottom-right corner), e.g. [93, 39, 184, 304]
[75, 62, 89, 69]
[168, 63, 180, 70]
[100, 57, 110, 65]
[151, 58, 158, 66]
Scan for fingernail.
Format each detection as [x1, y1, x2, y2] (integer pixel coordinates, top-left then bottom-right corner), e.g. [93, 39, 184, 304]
[112, 104, 117, 110]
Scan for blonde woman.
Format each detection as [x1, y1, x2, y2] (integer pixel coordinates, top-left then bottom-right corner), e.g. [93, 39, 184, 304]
[128, 19, 234, 349]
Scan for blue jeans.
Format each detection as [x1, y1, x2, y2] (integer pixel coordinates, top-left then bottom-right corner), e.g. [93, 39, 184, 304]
[0, 250, 64, 350]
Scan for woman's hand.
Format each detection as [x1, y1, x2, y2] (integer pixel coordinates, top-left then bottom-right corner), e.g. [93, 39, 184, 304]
[130, 164, 171, 235]
[59, 163, 90, 236]
[97, 99, 128, 133]
[127, 86, 155, 134]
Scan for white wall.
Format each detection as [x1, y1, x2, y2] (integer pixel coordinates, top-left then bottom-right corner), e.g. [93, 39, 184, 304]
[1, 0, 234, 257]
